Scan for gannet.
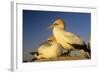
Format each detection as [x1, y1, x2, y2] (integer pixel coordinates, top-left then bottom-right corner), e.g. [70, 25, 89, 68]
[49, 19, 90, 56]
[32, 36, 63, 59]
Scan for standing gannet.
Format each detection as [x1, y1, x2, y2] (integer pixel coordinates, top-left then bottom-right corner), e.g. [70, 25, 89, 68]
[33, 36, 63, 59]
[49, 19, 90, 56]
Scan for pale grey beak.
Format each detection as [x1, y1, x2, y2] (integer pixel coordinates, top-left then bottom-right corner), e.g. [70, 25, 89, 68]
[48, 24, 55, 29]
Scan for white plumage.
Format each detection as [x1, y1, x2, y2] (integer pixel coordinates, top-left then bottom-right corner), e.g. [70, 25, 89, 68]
[35, 36, 63, 59]
[49, 19, 89, 54]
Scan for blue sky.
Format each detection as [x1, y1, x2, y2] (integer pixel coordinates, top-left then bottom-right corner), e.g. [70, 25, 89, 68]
[23, 10, 91, 61]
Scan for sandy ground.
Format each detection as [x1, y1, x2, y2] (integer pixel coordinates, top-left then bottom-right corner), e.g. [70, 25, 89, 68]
[34, 56, 89, 62]
[23, 55, 90, 63]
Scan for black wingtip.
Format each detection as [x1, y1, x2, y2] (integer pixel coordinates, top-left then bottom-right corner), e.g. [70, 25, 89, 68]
[30, 58, 37, 62]
[67, 43, 91, 56]
[29, 52, 38, 55]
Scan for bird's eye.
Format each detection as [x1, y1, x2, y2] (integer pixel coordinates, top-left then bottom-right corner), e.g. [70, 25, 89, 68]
[54, 23, 58, 25]
[48, 40, 53, 42]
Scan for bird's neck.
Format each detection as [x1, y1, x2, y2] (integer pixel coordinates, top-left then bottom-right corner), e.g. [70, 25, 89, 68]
[53, 27, 64, 39]
[53, 27, 64, 33]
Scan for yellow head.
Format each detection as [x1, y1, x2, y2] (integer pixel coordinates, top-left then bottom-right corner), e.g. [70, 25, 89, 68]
[49, 19, 65, 30]
[47, 36, 56, 42]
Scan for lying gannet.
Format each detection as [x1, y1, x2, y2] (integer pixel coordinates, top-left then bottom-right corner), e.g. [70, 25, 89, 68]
[49, 19, 90, 56]
[33, 36, 63, 59]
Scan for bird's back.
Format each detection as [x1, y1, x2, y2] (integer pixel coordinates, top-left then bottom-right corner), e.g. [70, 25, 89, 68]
[38, 42, 62, 59]
[63, 31, 85, 45]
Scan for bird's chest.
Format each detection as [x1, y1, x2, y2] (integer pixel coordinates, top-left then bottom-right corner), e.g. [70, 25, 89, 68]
[53, 28, 64, 42]
[53, 28, 72, 49]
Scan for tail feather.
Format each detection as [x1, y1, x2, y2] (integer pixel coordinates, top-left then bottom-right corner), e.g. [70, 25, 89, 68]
[67, 43, 91, 56]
